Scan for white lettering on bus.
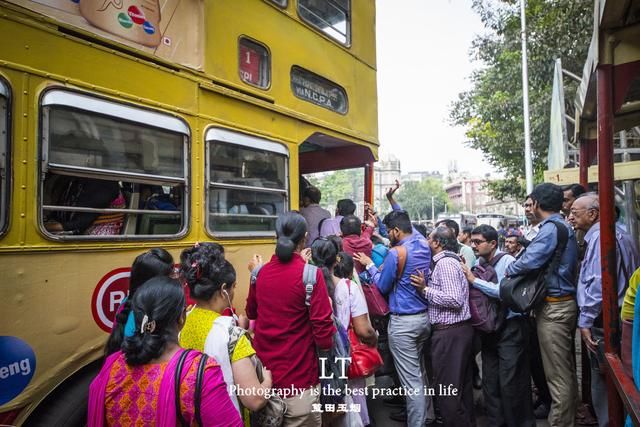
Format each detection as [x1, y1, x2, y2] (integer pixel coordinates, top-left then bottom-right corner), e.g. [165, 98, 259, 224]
[0, 358, 32, 379]
[110, 290, 127, 313]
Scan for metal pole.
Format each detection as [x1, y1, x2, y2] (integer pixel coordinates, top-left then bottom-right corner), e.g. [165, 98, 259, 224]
[521, 0, 534, 194]
[598, 60, 624, 427]
[431, 196, 435, 221]
[620, 131, 640, 254]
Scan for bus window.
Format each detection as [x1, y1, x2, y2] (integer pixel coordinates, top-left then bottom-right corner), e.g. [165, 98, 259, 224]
[206, 128, 288, 237]
[298, 0, 350, 45]
[266, 0, 287, 8]
[40, 90, 189, 239]
[0, 79, 9, 237]
[238, 37, 271, 89]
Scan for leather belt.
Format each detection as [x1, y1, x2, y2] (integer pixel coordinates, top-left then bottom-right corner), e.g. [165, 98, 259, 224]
[432, 320, 470, 331]
[390, 309, 428, 317]
[544, 295, 574, 303]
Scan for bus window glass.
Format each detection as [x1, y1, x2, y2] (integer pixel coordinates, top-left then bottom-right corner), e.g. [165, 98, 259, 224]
[238, 38, 270, 89]
[0, 81, 9, 236]
[41, 92, 189, 239]
[207, 130, 288, 237]
[298, 0, 350, 45]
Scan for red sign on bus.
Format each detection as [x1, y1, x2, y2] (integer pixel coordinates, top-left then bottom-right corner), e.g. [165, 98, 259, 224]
[91, 268, 131, 333]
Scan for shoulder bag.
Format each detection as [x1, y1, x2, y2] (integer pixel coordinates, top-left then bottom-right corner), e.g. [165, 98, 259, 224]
[500, 220, 568, 313]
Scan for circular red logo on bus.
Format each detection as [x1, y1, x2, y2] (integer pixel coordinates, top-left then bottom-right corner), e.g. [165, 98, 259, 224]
[91, 268, 131, 333]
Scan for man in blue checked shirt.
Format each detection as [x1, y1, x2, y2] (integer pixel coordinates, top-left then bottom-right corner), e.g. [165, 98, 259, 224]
[569, 193, 639, 426]
[354, 209, 434, 427]
[461, 224, 535, 427]
[505, 183, 578, 427]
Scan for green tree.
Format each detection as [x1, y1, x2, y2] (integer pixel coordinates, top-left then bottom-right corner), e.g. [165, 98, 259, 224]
[308, 169, 364, 211]
[450, 0, 592, 198]
[395, 179, 448, 221]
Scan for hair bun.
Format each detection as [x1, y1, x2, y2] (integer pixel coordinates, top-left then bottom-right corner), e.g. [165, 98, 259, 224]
[276, 237, 296, 262]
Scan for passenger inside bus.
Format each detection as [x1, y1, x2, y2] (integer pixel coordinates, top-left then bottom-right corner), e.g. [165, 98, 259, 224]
[43, 175, 124, 235]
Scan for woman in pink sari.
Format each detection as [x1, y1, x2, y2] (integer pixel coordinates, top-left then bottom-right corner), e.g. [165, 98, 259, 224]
[88, 276, 242, 426]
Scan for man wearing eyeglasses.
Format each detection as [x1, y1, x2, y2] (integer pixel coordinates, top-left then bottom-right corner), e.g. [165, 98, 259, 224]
[569, 193, 639, 426]
[461, 224, 535, 427]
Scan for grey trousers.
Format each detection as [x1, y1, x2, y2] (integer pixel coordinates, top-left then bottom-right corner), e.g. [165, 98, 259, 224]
[388, 312, 434, 426]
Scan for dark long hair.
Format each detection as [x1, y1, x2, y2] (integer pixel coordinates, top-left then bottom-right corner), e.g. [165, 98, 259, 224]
[311, 238, 339, 303]
[104, 248, 174, 355]
[179, 243, 234, 301]
[275, 212, 307, 262]
[122, 276, 185, 366]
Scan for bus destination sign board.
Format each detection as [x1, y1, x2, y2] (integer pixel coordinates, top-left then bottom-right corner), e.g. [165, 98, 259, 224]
[290, 66, 347, 114]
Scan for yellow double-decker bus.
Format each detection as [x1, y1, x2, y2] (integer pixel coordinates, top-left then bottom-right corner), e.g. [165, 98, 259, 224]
[0, 0, 378, 423]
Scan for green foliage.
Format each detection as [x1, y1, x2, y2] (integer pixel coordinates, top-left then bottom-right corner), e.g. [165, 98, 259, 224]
[450, 0, 592, 198]
[395, 179, 448, 221]
[308, 169, 364, 211]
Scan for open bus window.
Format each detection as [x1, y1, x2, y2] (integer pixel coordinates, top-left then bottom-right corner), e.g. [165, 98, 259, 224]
[298, 0, 350, 45]
[0, 80, 9, 237]
[39, 90, 189, 239]
[206, 128, 288, 237]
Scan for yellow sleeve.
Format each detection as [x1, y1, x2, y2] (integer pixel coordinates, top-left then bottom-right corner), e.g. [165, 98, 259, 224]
[231, 334, 256, 362]
[622, 268, 640, 322]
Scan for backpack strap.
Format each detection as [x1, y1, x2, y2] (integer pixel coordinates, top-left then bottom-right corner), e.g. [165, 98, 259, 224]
[303, 263, 318, 307]
[489, 252, 507, 267]
[547, 220, 569, 272]
[174, 349, 191, 427]
[250, 264, 263, 286]
[394, 245, 407, 281]
[194, 354, 208, 426]
[318, 217, 329, 235]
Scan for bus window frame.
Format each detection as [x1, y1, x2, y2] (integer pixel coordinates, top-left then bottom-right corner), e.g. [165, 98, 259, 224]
[297, 0, 351, 47]
[238, 36, 272, 90]
[38, 88, 191, 241]
[0, 77, 11, 238]
[205, 127, 289, 239]
[265, 0, 287, 8]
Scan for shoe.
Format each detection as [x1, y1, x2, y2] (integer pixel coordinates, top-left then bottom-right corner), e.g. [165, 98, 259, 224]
[389, 408, 407, 422]
[533, 402, 550, 419]
[383, 395, 406, 407]
[473, 372, 482, 389]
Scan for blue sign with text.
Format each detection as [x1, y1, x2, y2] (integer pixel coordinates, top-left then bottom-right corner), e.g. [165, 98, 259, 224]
[0, 336, 37, 405]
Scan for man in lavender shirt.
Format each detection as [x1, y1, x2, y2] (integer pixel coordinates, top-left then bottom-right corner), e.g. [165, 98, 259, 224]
[570, 193, 639, 426]
[411, 225, 474, 426]
[299, 186, 331, 247]
[318, 198, 356, 238]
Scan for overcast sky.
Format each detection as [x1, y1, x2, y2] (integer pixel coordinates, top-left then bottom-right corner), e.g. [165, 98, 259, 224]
[376, 0, 495, 176]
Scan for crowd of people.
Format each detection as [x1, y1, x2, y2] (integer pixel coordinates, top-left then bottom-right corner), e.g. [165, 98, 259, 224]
[87, 179, 640, 427]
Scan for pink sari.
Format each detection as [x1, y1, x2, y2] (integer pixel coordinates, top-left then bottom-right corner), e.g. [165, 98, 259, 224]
[88, 349, 242, 426]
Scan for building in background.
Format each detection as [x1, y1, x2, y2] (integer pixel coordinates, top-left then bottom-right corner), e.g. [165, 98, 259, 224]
[373, 153, 401, 212]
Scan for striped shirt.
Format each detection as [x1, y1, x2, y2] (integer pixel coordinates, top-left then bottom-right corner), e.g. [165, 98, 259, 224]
[425, 251, 471, 326]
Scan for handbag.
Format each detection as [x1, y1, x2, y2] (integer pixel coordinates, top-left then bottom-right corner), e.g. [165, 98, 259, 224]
[345, 280, 383, 379]
[251, 356, 287, 427]
[500, 220, 568, 313]
[354, 269, 390, 317]
[174, 349, 206, 427]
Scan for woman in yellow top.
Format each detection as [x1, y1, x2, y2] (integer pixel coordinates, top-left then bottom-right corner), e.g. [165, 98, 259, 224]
[179, 242, 272, 417]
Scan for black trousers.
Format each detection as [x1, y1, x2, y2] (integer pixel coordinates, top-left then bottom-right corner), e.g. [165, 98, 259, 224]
[481, 316, 536, 427]
[528, 317, 551, 405]
[431, 322, 475, 427]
